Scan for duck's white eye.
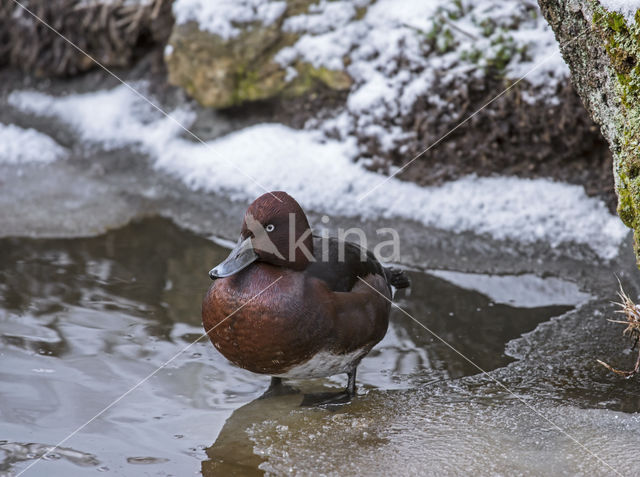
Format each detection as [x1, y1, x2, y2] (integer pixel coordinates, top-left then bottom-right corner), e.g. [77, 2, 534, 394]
[265, 224, 275, 232]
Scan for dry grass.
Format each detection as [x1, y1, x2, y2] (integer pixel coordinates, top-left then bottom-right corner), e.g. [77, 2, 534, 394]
[597, 281, 640, 378]
[0, 0, 173, 76]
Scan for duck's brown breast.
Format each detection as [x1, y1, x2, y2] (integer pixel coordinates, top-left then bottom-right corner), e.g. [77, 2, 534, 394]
[202, 264, 333, 375]
[202, 263, 392, 377]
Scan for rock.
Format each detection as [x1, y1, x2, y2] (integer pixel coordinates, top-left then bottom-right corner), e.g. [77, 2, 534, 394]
[537, 0, 640, 264]
[166, 1, 352, 108]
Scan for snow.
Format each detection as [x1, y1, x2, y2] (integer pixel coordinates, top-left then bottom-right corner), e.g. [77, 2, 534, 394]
[276, 0, 569, 94]
[282, 1, 357, 35]
[8, 84, 193, 152]
[8, 85, 629, 260]
[275, 0, 569, 157]
[365, 0, 439, 33]
[600, 0, 640, 25]
[506, 19, 567, 93]
[172, 0, 571, 166]
[0, 124, 66, 164]
[172, 0, 287, 39]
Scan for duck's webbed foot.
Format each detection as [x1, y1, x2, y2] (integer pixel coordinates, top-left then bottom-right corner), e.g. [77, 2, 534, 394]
[299, 368, 358, 407]
[259, 377, 299, 399]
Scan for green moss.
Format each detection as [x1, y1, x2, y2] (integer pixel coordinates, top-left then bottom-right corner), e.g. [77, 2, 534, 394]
[456, 31, 520, 76]
[592, 3, 640, 265]
[425, 18, 457, 54]
[608, 10, 626, 31]
[424, 3, 526, 77]
[593, 6, 640, 107]
[425, 1, 469, 53]
[227, 60, 351, 106]
[487, 33, 519, 71]
[479, 18, 496, 37]
[616, 173, 639, 227]
[460, 48, 482, 63]
[286, 63, 352, 96]
[233, 69, 263, 104]
[304, 65, 352, 90]
[354, 4, 368, 21]
[448, 0, 464, 20]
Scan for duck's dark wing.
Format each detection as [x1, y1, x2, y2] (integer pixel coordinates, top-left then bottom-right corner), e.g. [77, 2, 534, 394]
[305, 236, 409, 292]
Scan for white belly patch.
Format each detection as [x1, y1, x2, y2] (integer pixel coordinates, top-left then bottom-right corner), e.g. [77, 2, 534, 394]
[273, 349, 368, 379]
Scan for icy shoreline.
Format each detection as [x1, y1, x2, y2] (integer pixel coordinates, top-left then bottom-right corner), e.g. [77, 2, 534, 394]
[0, 123, 67, 164]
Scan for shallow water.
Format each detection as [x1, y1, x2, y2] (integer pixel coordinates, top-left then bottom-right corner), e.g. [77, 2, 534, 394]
[0, 218, 592, 476]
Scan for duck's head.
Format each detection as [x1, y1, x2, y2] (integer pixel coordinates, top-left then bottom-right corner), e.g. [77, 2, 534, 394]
[209, 191, 314, 279]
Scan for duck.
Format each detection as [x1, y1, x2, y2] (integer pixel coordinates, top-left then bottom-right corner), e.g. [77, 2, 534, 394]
[202, 191, 410, 399]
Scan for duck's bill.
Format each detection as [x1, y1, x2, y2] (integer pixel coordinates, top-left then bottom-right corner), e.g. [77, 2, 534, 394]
[209, 237, 258, 279]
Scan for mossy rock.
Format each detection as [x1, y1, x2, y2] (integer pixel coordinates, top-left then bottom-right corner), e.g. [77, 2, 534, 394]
[539, 0, 640, 264]
[590, 5, 640, 261]
[166, 4, 352, 109]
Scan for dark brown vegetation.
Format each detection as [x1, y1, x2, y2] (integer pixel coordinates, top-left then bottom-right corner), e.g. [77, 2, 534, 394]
[598, 283, 640, 378]
[0, 0, 173, 76]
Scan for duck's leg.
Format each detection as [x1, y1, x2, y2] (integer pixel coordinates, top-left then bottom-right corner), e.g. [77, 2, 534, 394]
[346, 368, 357, 396]
[259, 377, 299, 399]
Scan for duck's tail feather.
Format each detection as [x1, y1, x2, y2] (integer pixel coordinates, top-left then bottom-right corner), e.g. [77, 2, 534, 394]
[384, 267, 410, 289]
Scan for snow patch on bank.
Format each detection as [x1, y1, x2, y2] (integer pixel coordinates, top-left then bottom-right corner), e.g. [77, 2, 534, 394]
[0, 124, 66, 164]
[173, 0, 287, 39]
[600, 0, 640, 25]
[285, 0, 568, 152]
[277, 0, 567, 87]
[8, 85, 628, 260]
[8, 85, 194, 152]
